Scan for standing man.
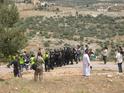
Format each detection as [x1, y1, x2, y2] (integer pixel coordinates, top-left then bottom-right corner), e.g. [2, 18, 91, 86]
[82, 49, 91, 77]
[116, 50, 123, 73]
[7, 56, 21, 77]
[34, 53, 44, 81]
[49, 50, 55, 69]
[101, 47, 108, 64]
[23, 51, 30, 70]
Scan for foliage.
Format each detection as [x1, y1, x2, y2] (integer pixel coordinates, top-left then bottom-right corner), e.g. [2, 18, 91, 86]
[0, 4, 19, 27]
[0, 27, 27, 56]
[0, 4, 27, 58]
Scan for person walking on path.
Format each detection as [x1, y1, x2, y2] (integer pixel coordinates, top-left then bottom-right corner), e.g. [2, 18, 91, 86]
[101, 47, 108, 64]
[82, 49, 91, 77]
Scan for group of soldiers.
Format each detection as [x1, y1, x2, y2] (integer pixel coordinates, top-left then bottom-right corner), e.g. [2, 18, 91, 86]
[44, 46, 81, 72]
[7, 45, 82, 80]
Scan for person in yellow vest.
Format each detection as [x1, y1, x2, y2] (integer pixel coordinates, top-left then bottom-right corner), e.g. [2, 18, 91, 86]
[8, 55, 16, 62]
[43, 52, 49, 72]
[7, 56, 21, 77]
[30, 54, 36, 70]
[19, 55, 25, 72]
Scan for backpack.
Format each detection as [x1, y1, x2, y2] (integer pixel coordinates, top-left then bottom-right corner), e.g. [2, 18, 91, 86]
[31, 63, 37, 70]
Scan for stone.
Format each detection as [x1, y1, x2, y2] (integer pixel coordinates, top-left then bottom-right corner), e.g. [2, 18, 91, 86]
[107, 74, 113, 78]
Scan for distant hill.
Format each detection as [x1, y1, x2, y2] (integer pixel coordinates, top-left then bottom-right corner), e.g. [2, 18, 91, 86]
[15, 14, 124, 41]
[48, 0, 124, 6]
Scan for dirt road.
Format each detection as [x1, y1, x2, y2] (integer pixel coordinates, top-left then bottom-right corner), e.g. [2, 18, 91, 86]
[0, 61, 122, 80]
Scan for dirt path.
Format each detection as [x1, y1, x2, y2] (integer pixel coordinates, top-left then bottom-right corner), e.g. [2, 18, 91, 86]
[0, 61, 122, 80]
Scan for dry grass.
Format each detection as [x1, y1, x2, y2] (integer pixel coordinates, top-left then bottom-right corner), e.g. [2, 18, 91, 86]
[1, 66, 124, 93]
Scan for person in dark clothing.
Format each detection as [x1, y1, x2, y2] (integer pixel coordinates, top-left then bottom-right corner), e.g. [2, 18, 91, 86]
[23, 51, 30, 70]
[70, 48, 74, 65]
[61, 48, 66, 66]
[49, 50, 54, 70]
[7, 56, 21, 77]
[59, 48, 65, 66]
[58, 50, 63, 67]
[64, 47, 70, 65]
[54, 49, 60, 67]
[72, 48, 78, 64]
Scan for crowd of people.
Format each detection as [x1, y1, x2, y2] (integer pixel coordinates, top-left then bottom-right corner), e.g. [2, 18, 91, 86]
[101, 46, 124, 73]
[7, 45, 83, 81]
[7, 45, 124, 81]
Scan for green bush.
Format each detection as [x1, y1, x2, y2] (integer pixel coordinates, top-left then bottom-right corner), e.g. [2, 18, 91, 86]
[0, 28, 27, 57]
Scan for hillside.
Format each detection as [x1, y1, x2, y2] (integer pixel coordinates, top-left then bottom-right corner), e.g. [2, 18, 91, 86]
[49, 0, 124, 6]
[15, 15, 124, 40]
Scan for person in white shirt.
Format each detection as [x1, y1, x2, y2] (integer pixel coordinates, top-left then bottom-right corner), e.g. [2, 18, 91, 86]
[101, 47, 108, 64]
[116, 50, 123, 73]
[82, 49, 91, 76]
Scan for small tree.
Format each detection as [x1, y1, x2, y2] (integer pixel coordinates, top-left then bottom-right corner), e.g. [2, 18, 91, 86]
[0, 28, 27, 57]
[0, 4, 27, 58]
